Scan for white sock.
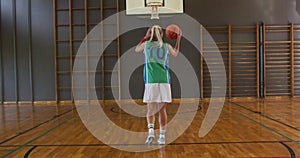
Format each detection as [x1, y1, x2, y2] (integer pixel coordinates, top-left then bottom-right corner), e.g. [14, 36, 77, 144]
[148, 124, 154, 135]
[159, 130, 165, 137]
[148, 124, 154, 129]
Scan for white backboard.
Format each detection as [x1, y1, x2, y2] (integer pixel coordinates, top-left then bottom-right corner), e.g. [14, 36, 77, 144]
[125, 0, 184, 15]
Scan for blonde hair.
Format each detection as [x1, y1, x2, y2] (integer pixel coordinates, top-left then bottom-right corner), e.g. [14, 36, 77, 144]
[149, 25, 163, 48]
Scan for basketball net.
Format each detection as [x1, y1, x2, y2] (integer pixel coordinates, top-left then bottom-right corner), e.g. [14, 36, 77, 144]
[147, 2, 162, 19]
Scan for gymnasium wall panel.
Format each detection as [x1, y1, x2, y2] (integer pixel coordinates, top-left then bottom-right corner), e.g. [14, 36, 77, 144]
[1, 0, 16, 102]
[31, 0, 55, 101]
[183, 0, 300, 25]
[2, 0, 300, 103]
[0, 0, 55, 103]
[16, 0, 31, 101]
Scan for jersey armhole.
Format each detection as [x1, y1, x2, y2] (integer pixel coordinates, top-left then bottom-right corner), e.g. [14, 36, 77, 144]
[166, 43, 171, 54]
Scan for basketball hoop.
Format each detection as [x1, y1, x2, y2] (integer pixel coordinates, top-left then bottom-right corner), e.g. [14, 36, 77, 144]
[126, 0, 184, 19]
[147, 2, 163, 19]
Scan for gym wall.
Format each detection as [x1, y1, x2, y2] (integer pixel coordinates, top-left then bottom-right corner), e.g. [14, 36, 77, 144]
[0, 0, 299, 102]
[0, 0, 55, 102]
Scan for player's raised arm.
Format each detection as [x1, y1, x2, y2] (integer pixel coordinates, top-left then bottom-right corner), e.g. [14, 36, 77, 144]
[135, 28, 151, 53]
[135, 42, 145, 53]
[168, 30, 182, 57]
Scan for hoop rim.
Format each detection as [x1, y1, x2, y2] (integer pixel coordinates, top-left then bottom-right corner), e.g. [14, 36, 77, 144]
[146, 2, 163, 6]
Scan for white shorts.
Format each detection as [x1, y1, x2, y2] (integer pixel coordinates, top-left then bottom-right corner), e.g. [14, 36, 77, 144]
[143, 83, 172, 103]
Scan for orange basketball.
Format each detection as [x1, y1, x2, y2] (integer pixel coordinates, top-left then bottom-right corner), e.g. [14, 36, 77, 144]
[165, 24, 181, 40]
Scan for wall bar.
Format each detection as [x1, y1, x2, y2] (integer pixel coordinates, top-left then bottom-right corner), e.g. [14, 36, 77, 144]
[200, 25, 204, 99]
[54, 0, 59, 112]
[69, 0, 74, 102]
[290, 23, 295, 97]
[117, 0, 121, 101]
[100, 0, 105, 100]
[53, 0, 58, 103]
[262, 23, 266, 97]
[228, 24, 232, 98]
[84, 0, 89, 101]
[256, 23, 260, 98]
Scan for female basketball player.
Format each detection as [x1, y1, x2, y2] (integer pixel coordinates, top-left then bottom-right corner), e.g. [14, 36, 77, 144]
[135, 25, 182, 145]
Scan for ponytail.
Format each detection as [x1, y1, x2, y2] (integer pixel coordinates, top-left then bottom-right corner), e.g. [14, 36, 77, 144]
[149, 25, 163, 48]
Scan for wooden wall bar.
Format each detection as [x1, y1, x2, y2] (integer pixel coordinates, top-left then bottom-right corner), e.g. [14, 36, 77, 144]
[230, 25, 258, 98]
[53, 1, 300, 100]
[200, 25, 204, 99]
[264, 25, 291, 96]
[53, 0, 58, 102]
[100, 0, 104, 100]
[256, 23, 260, 98]
[116, 0, 121, 101]
[55, 0, 70, 101]
[203, 25, 258, 98]
[54, 0, 120, 102]
[228, 24, 232, 98]
[69, 0, 74, 102]
[290, 24, 295, 97]
[201, 24, 299, 98]
[294, 24, 300, 96]
[263, 23, 267, 97]
[84, 0, 89, 101]
[203, 26, 229, 98]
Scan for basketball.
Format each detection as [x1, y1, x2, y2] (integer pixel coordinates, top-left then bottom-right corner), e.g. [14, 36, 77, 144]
[165, 24, 181, 40]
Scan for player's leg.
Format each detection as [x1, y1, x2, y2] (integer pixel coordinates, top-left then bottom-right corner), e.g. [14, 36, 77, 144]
[145, 103, 156, 144]
[158, 102, 167, 145]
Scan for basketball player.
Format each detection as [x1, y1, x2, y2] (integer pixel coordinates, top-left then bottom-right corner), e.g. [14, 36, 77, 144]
[135, 25, 182, 145]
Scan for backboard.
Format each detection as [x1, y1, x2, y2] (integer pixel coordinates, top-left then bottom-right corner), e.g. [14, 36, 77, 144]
[125, 0, 184, 15]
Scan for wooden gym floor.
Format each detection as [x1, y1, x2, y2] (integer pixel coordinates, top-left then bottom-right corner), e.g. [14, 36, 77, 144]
[0, 98, 300, 158]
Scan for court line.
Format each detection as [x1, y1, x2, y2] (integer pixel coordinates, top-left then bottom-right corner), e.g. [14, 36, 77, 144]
[233, 100, 300, 156]
[0, 108, 74, 145]
[1, 140, 299, 147]
[1, 117, 73, 158]
[230, 101, 300, 132]
[280, 142, 296, 158]
[23, 146, 37, 158]
[240, 114, 299, 157]
[240, 113, 299, 145]
[110, 105, 202, 115]
[1, 102, 298, 156]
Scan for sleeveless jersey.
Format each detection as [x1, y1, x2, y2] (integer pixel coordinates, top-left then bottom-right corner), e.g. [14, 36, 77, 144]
[143, 41, 170, 84]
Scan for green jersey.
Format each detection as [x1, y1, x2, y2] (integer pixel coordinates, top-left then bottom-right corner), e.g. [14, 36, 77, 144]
[143, 41, 170, 84]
